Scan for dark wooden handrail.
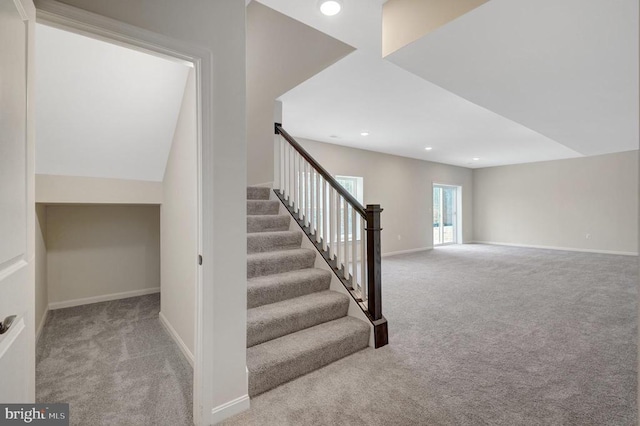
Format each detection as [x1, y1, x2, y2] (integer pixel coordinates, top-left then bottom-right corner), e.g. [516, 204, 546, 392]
[274, 123, 388, 348]
[275, 123, 366, 218]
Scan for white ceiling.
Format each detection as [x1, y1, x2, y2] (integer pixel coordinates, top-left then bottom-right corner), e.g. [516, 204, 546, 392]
[260, 0, 637, 169]
[280, 50, 579, 168]
[35, 24, 190, 182]
[388, 0, 639, 157]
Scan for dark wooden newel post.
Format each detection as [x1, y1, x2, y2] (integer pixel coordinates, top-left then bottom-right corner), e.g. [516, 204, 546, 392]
[365, 204, 383, 321]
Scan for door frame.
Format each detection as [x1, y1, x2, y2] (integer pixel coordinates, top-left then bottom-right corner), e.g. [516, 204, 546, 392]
[34, 2, 213, 424]
[432, 183, 463, 246]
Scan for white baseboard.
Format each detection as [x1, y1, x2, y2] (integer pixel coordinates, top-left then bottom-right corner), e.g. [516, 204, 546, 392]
[211, 394, 250, 424]
[470, 241, 638, 256]
[36, 308, 49, 344]
[382, 247, 432, 258]
[158, 311, 194, 367]
[48, 287, 160, 310]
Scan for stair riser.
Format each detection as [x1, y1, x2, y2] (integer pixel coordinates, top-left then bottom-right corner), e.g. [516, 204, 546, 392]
[248, 272, 331, 308]
[247, 298, 349, 347]
[247, 252, 316, 278]
[247, 200, 280, 215]
[247, 232, 302, 254]
[247, 187, 271, 200]
[248, 329, 370, 396]
[247, 216, 290, 233]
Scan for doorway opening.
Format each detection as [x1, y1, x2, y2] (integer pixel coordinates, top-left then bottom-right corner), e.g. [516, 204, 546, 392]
[433, 184, 462, 246]
[33, 22, 199, 425]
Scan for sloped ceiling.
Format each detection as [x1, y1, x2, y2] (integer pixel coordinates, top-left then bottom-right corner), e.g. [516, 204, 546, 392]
[387, 0, 639, 157]
[280, 51, 580, 168]
[35, 24, 190, 182]
[260, 0, 638, 168]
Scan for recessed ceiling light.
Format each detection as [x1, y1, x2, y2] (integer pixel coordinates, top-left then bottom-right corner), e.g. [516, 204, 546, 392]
[425, 147, 432, 151]
[473, 157, 480, 161]
[360, 132, 369, 136]
[319, 0, 342, 16]
[330, 135, 339, 138]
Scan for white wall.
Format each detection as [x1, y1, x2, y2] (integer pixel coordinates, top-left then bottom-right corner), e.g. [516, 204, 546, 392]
[473, 150, 639, 254]
[35, 204, 48, 339]
[247, 2, 353, 185]
[43, 0, 249, 420]
[298, 138, 474, 254]
[36, 174, 163, 204]
[46, 205, 160, 308]
[161, 69, 197, 358]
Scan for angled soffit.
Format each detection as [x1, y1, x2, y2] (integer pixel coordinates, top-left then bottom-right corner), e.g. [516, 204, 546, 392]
[387, 0, 639, 157]
[35, 24, 190, 182]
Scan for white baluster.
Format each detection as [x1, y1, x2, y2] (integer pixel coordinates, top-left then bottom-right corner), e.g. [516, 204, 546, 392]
[305, 163, 313, 229]
[298, 158, 307, 220]
[343, 196, 348, 279]
[329, 186, 335, 259]
[360, 214, 367, 302]
[293, 151, 298, 212]
[279, 138, 284, 195]
[302, 156, 306, 218]
[297, 155, 302, 219]
[288, 145, 294, 207]
[322, 179, 328, 251]
[315, 173, 320, 242]
[335, 191, 341, 266]
[351, 206, 357, 287]
[283, 140, 288, 200]
[309, 168, 318, 235]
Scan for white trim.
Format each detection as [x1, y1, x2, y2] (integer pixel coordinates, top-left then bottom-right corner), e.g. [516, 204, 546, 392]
[159, 311, 194, 367]
[35, 307, 49, 344]
[34, 3, 215, 424]
[0, 258, 27, 282]
[211, 394, 250, 425]
[382, 247, 432, 258]
[48, 287, 160, 310]
[470, 241, 638, 256]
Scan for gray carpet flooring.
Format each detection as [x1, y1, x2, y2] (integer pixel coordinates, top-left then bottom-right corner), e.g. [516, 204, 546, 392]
[36, 294, 193, 426]
[222, 244, 638, 426]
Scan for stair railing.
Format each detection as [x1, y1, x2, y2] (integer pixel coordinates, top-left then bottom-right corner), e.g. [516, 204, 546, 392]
[274, 123, 388, 348]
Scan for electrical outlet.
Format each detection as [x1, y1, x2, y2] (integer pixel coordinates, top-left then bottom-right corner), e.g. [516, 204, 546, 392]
[397, 235, 402, 240]
[586, 233, 591, 239]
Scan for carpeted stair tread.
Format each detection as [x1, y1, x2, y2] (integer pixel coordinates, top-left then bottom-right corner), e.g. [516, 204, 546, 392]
[247, 231, 302, 254]
[247, 200, 280, 215]
[247, 248, 316, 279]
[247, 316, 370, 396]
[247, 268, 331, 308]
[247, 291, 349, 347]
[247, 215, 290, 233]
[247, 186, 271, 200]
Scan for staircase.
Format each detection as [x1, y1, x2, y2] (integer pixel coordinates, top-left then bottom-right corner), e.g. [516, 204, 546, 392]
[246, 186, 370, 396]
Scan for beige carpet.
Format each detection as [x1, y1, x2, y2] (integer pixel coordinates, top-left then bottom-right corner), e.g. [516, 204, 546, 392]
[223, 244, 637, 426]
[36, 294, 193, 426]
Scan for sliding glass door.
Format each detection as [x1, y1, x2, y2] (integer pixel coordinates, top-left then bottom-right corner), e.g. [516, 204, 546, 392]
[433, 185, 458, 246]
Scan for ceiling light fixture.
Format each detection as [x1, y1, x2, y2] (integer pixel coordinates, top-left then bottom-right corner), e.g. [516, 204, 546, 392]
[319, 0, 342, 16]
[473, 157, 480, 161]
[425, 147, 432, 151]
[360, 132, 369, 136]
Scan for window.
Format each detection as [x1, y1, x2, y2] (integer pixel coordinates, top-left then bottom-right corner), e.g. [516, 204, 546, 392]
[336, 175, 364, 240]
